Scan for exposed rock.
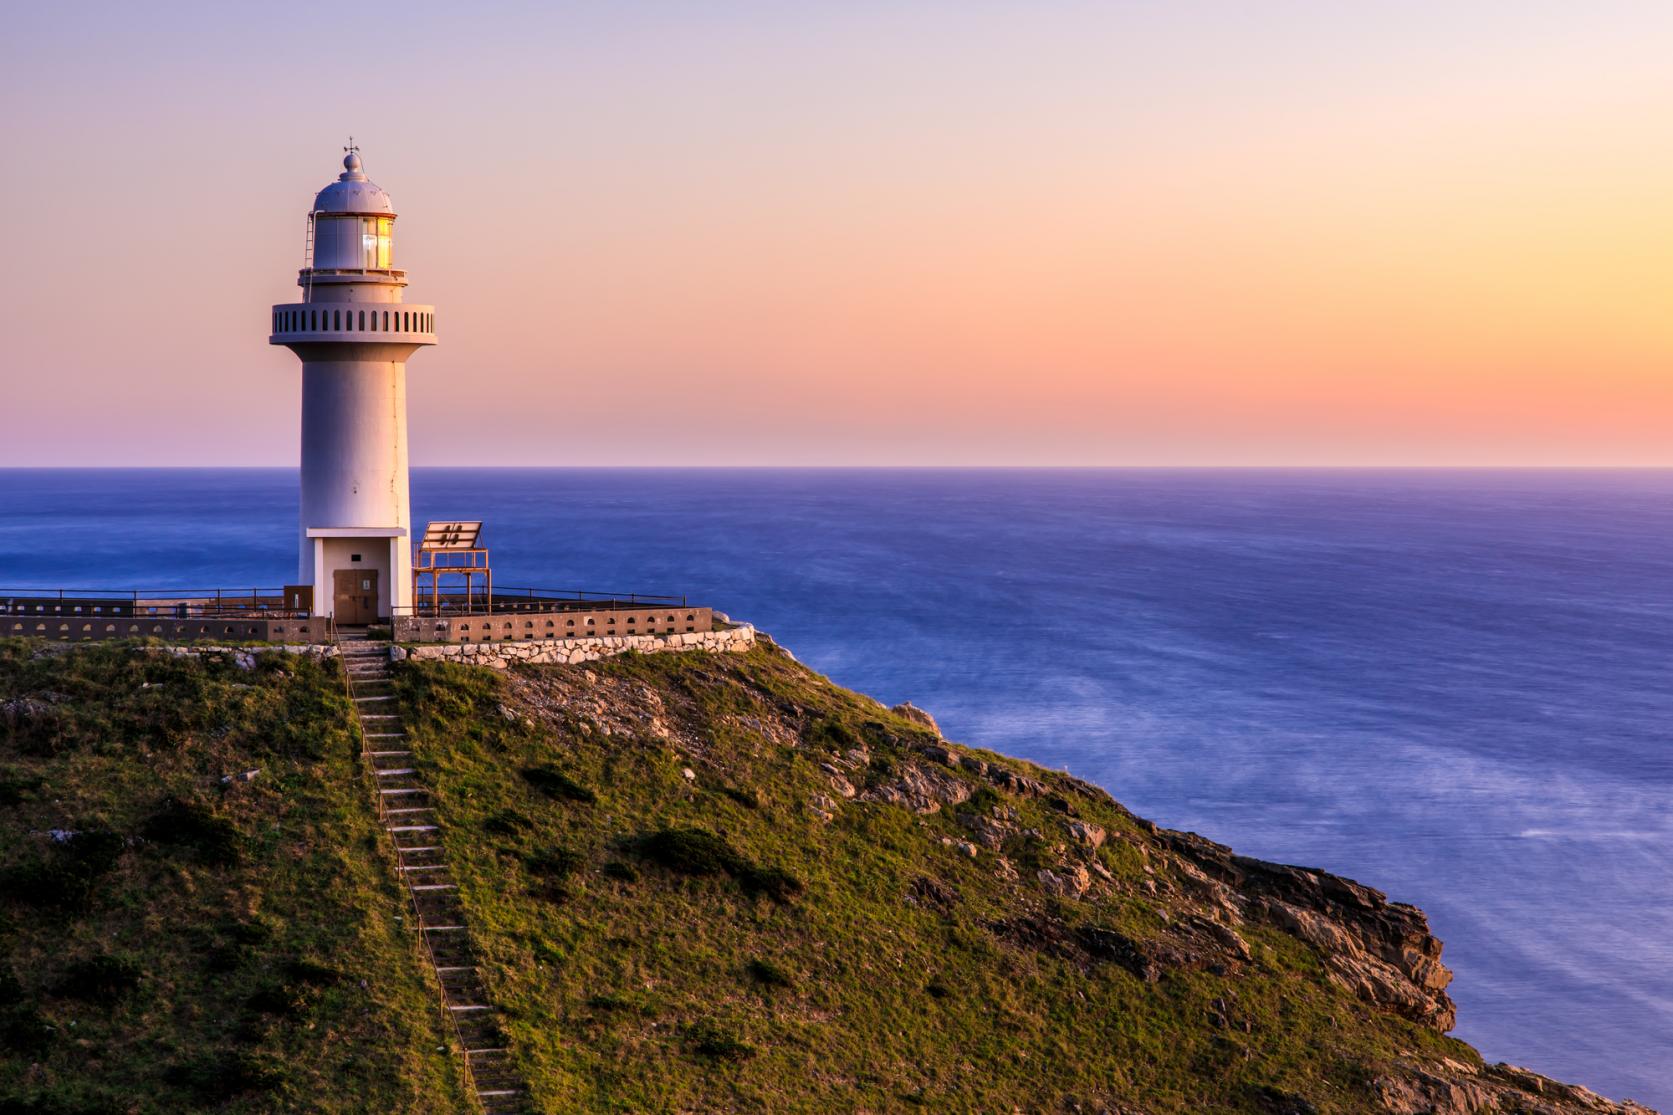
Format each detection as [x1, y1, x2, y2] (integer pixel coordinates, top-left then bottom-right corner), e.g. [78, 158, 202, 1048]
[820, 763, 857, 799]
[808, 793, 838, 825]
[1158, 829, 1457, 1032]
[921, 743, 961, 768]
[987, 766, 1047, 798]
[962, 806, 1015, 850]
[861, 761, 972, 814]
[892, 701, 941, 735]
[1037, 863, 1093, 899]
[403, 638, 1650, 1115]
[1067, 820, 1106, 849]
[907, 875, 958, 912]
[1366, 1059, 1657, 1115]
[1, 696, 55, 728]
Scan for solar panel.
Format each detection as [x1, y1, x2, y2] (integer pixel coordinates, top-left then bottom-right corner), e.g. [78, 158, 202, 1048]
[418, 521, 483, 551]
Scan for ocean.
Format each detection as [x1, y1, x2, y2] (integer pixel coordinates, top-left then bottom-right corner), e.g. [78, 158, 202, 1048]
[2, 467, 1669, 1106]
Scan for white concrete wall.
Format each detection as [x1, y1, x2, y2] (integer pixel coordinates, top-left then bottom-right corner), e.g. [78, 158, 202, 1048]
[298, 358, 413, 615]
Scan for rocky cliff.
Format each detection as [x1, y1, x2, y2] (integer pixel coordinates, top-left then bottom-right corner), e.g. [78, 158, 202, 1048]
[0, 637, 1656, 1113]
[394, 637, 1654, 1114]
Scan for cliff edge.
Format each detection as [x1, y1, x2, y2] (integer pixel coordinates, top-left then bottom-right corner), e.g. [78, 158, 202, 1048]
[0, 638, 1656, 1114]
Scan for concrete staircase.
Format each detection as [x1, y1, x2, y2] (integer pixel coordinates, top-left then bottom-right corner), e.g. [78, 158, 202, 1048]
[337, 629, 535, 1114]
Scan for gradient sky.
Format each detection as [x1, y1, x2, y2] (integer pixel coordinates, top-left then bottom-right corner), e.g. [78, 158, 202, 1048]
[3, 1, 1671, 466]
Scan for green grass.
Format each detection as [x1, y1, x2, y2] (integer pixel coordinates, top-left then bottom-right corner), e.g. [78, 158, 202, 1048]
[392, 644, 1472, 1114]
[1, 638, 1498, 1113]
[0, 640, 465, 1114]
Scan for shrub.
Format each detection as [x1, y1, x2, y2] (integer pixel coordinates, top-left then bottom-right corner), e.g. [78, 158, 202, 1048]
[141, 797, 239, 866]
[163, 1052, 280, 1101]
[0, 967, 22, 1005]
[718, 784, 760, 809]
[281, 959, 341, 987]
[56, 829, 126, 875]
[601, 860, 639, 883]
[55, 955, 140, 1000]
[634, 828, 803, 905]
[744, 958, 793, 988]
[635, 828, 741, 877]
[686, 1020, 757, 1062]
[243, 983, 303, 1017]
[0, 1003, 53, 1055]
[525, 848, 583, 904]
[0, 829, 126, 910]
[520, 765, 597, 803]
[482, 808, 533, 837]
[0, 771, 43, 806]
[808, 717, 860, 751]
[524, 848, 584, 879]
[736, 864, 804, 903]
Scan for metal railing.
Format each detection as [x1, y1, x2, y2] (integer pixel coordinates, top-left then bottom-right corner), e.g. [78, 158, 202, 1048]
[396, 586, 688, 618]
[3, 585, 690, 622]
[1, 588, 310, 619]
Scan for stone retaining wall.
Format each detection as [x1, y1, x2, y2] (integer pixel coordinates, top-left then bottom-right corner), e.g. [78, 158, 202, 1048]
[152, 644, 340, 668]
[393, 623, 755, 670]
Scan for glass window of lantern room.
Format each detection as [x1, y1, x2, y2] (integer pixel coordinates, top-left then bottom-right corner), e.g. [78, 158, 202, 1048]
[377, 217, 393, 269]
[362, 217, 393, 269]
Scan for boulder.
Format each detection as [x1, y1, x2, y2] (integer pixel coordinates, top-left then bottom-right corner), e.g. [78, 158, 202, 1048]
[1038, 864, 1093, 899]
[892, 701, 941, 735]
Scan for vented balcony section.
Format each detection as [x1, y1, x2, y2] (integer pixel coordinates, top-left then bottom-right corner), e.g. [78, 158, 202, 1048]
[269, 303, 436, 346]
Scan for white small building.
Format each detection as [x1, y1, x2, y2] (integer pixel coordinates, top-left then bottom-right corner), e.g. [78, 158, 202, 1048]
[270, 148, 436, 623]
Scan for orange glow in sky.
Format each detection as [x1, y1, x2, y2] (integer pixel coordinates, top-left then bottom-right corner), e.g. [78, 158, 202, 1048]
[2, 3, 1671, 465]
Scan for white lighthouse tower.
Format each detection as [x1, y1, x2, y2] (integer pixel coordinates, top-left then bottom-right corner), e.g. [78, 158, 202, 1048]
[269, 147, 435, 623]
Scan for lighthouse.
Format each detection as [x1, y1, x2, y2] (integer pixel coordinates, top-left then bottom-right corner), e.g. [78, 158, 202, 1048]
[270, 147, 435, 623]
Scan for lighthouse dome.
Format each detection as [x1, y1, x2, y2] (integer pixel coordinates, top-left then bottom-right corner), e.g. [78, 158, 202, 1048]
[313, 150, 394, 215]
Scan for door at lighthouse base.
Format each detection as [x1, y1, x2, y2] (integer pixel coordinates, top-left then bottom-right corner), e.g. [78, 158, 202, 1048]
[333, 569, 379, 624]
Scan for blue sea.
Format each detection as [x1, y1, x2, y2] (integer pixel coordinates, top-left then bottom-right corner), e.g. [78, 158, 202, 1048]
[2, 467, 1669, 1107]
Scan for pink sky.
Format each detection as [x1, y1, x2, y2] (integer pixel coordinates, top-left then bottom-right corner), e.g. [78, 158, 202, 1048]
[2, 2, 1671, 466]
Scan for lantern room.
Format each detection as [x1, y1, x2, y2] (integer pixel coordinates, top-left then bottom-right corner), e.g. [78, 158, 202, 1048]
[305, 149, 402, 286]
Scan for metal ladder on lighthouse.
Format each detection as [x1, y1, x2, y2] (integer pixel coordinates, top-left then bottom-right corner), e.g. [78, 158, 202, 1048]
[335, 628, 535, 1114]
[302, 211, 318, 304]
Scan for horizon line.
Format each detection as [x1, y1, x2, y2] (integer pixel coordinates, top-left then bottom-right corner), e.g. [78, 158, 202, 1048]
[4, 464, 1672, 472]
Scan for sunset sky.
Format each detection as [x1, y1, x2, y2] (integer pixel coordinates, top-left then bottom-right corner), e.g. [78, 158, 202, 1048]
[3, 1, 1672, 466]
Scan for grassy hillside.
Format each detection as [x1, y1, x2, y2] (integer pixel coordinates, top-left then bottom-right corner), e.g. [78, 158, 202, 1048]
[0, 642, 465, 1114]
[2, 639, 1650, 1114]
[390, 642, 1646, 1114]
